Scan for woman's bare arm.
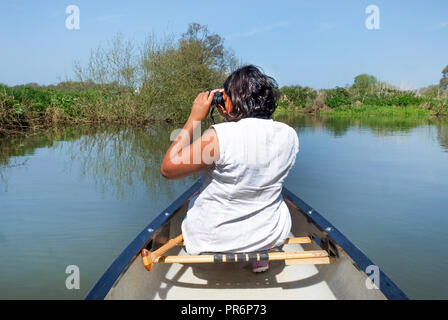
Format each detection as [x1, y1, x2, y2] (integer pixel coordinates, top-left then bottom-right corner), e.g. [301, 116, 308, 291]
[160, 91, 221, 180]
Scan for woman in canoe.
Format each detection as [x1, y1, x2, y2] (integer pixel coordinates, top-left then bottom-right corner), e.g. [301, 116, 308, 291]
[161, 65, 299, 272]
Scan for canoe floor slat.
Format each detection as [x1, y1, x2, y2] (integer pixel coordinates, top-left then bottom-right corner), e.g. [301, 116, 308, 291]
[283, 237, 312, 244]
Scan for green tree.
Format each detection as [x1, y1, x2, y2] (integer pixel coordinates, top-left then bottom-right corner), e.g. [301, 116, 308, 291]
[325, 87, 351, 108]
[352, 74, 378, 93]
[440, 65, 448, 90]
[72, 23, 238, 121]
[279, 86, 317, 108]
[140, 23, 237, 121]
[73, 33, 138, 90]
[420, 85, 441, 98]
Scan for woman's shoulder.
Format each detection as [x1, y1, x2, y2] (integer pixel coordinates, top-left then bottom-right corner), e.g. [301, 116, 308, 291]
[271, 120, 299, 151]
[210, 121, 237, 139]
[271, 120, 298, 135]
[211, 120, 237, 129]
[213, 118, 296, 135]
[271, 119, 293, 129]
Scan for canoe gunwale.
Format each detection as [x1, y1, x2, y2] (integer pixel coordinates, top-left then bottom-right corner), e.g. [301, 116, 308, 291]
[85, 181, 408, 300]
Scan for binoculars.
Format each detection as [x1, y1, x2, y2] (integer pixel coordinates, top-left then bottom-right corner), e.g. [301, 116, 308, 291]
[209, 92, 224, 123]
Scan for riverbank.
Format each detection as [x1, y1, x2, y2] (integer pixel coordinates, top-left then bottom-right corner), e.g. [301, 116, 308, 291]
[0, 83, 174, 137]
[274, 104, 435, 118]
[276, 85, 448, 117]
[2, 83, 448, 137]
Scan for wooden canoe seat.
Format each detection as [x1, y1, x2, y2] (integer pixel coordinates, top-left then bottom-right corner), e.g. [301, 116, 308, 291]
[177, 236, 313, 247]
[141, 234, 335, 271]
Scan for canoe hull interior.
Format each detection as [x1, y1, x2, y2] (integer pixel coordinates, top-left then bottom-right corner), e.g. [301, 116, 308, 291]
[87, 185, 406, 300]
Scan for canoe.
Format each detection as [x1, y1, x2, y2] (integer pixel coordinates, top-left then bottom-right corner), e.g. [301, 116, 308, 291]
[85, 180, 408, 300]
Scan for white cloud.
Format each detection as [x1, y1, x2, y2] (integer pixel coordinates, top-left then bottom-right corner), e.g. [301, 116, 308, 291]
[439, 21, 448, 29]
[225, 22, 288, 40]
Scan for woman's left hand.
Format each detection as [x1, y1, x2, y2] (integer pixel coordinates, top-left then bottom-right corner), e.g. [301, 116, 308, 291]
[189, 89, 221, 122]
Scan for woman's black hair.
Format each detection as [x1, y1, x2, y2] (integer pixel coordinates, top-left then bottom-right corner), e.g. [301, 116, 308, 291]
[223, 65, 279, 120]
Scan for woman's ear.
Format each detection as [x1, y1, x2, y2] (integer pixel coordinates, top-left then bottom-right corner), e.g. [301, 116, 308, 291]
[226, 101, 234, 114]
[223, 92, 234, 114]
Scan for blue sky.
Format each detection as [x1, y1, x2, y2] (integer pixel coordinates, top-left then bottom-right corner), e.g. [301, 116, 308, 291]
[0, 0, 447, 89]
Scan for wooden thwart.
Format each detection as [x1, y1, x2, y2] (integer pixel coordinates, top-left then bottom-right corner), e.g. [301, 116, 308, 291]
[285, 257, 335, 265]
[154, 250, 328, 264]
[142, 234, 184, 271]
[141, 234, 333, 271]
[176, 236, 311, 247]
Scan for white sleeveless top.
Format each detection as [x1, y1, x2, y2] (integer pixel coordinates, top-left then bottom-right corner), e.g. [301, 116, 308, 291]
[181, 118, 299, 254]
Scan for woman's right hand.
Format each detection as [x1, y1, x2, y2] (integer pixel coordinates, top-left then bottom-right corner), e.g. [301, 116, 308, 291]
[189, 89, 223, 122]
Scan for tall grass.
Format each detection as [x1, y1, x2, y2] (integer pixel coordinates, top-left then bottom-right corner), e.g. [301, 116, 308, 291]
[277, 82, 448, 116]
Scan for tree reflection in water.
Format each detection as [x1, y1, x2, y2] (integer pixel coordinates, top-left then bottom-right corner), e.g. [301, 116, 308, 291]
[436, 122, 448, 152]
[1, 116, 447, 198]
[276, 114, 448, 151]
[64, 125, 198, 201]
[0, 124, 197, 201]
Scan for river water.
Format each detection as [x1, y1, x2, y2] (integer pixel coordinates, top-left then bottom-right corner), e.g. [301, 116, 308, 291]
[1, 115, 447, 299]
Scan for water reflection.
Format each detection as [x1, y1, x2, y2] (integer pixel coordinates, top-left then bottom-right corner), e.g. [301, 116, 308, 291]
[0, 124, 196, 200]
[278, 113, 442, 135]
[277, 114, 448, 150]
[0, 127, 97, 191]
[436, 123, 448, 152]
[63, 125, 196, 200]
[1, 116, 448, 195]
